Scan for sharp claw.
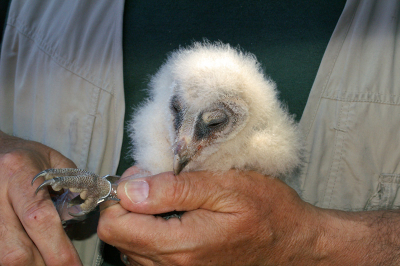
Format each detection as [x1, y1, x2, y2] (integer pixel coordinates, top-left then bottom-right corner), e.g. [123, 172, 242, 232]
[31, 170, 48, 185]
[34, 178, 58, 194]
[32, 168, 120, 220]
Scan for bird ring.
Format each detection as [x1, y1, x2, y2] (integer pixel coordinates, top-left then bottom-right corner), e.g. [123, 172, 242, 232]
[121, 253, 131, 265]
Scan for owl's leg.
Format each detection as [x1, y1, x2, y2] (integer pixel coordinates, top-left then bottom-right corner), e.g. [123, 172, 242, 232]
[32, 168, 119, 217]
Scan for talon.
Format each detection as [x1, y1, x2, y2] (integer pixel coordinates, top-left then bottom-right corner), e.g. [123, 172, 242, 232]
[34, 178, 58, 194]
[31, 170, 50, 185]
[32, 168, 119, 218]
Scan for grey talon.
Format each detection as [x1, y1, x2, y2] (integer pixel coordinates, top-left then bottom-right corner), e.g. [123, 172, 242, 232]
[32, 168, 121, 221]
[34, 178, 58, 194]
[31, 170, 47, 185]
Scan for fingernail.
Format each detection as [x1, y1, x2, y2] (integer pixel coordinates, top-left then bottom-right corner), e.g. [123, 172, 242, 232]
[125, 180, 149, 203]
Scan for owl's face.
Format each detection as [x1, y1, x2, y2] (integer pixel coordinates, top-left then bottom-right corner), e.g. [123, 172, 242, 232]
[168, 88, 249, 174]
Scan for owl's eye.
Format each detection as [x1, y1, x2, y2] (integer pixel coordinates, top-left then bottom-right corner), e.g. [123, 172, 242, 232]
[170, 95, 182, 114]
[202, 110, 228, 129]
[170, 95, 185, 131]
[171, 103, 180, 114]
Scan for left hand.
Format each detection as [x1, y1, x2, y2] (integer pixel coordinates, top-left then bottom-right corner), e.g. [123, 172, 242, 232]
[0, 131, 82, 266]
[98, 167, 323, 265]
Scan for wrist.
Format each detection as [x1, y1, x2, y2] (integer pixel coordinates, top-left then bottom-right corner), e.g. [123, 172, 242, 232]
[313, 209, 368, 265]
[285, 204, 330, 265]
[261, 199, 329, 265]
[315, 209, 400, 266]
[265, 202, 375, 266]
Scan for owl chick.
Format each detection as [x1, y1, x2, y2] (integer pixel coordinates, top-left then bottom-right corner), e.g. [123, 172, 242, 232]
[32, 41, 302, 217]
[129, 41, 302, 178]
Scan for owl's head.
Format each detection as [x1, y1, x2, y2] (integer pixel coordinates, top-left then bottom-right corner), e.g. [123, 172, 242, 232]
[145, 42, 298, 175]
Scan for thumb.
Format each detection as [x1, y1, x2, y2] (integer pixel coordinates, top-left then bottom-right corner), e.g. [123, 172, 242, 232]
[116, 170, 240, 215]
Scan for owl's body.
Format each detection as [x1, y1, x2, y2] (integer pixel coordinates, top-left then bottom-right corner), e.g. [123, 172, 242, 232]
[33, 42, 303, 217]
[129, 42, 302, 178]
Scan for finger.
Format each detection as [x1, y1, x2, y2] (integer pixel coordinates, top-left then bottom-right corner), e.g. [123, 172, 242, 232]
[10, 166, 82, 265]
[47, 148, 78, 170]
[0, 204, 45, 266]
[99, 202, 232, 255]
[116, 170, 261, 214]
[11, 187, 82, 265]
[0, 135, 82, 265]
[121, 165, 144, 178]
[119, 165, 152, 184]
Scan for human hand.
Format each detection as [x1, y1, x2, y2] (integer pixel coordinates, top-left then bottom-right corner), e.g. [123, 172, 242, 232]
[98, 167, 324, 265]
[0, 131, 82, 266]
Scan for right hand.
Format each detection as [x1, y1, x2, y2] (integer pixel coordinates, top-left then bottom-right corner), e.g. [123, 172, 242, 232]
[0, 131, 82, 266]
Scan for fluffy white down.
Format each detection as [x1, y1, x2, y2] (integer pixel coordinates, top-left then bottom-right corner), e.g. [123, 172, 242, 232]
[128, 41, 302, 178]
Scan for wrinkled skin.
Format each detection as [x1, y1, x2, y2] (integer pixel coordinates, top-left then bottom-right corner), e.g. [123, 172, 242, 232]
[99, 167, 323, 266]
[99, 166, 400, 266]
[0, 131, 82, 266]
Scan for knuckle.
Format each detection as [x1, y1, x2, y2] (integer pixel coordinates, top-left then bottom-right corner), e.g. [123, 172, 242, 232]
[0, 245, 34, 266]
[0, 217, 38, 266]
[0, 150, 42, 181]
[43, 247, 78, 266]
[97, 221, 109, 242]
[97, 213, 115, 242]
[0, 151, 25, 171]
[21, 201, 60, 231]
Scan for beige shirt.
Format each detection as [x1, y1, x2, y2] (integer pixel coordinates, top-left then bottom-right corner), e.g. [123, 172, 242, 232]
[299, 0, 400, 211]
[0, 1, 125, 265]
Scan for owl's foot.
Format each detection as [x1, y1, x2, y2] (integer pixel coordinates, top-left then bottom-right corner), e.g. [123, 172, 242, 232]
[32, 168, 120, 217]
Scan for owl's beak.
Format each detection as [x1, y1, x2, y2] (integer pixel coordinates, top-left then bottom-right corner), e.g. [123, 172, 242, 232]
[172, 138, 193, 175]
[173, 154, 190, 175]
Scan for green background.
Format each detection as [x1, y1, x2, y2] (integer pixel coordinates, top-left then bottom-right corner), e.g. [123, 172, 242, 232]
[117, 0, 346, 174]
